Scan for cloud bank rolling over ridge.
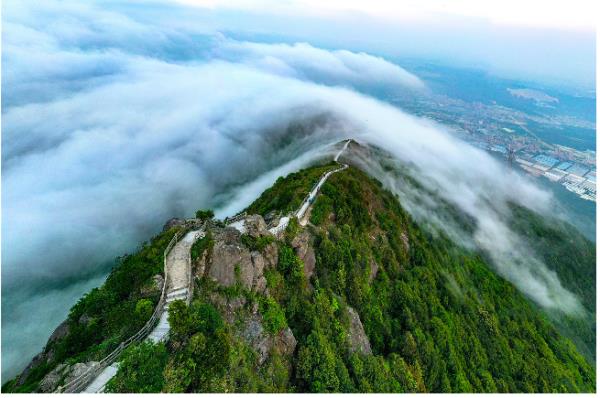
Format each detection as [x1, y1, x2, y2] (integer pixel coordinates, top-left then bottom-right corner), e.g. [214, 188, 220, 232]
[1, 0, 585, 379]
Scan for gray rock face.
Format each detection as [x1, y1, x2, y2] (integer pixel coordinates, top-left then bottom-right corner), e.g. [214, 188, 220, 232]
[263, 210, 279, 228]
[345, 306, 372, 355]
[276, 327, 297, 357]
[291, 231, 316, 279]
[369, 258, 379, 282]
[64, 362, 99, 384]
[153, 274, 165, 292]
[237, 314, 297, 365]
[163, 217, 186, 231]
[244, 215, 269, 238]
[16, 353, 44, 386]
[141, 274, 164, 296]
[193, 249, 208, 279]
[39, 363, 68, 393]
[400, 231, 410, 252]
[49, 320, 70, 343]
[262, 242, 279, 269]
[208, 228, 251, 287]
[207, 221, 276, 293]
[39, 361, 99, 393]
[199, 216, 298, 366]
[16, 319, 71, 386]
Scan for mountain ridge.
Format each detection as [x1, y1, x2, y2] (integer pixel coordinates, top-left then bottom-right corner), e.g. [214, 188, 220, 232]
[3, 143, 595, 393]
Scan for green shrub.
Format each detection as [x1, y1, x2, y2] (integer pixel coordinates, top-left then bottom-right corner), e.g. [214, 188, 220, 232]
[191, 231, 213, 261]
[105, 341, 168, 393]
[195, 209, 215, 221]
[240, 234, 274, 252]
[260, 297, 287, 335]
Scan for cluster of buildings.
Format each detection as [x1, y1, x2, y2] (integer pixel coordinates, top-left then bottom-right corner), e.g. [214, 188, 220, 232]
[389, 88, 596, 202]
[515, 154, 596, 202]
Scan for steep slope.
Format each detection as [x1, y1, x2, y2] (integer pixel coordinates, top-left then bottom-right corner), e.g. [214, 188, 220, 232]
[3, 158, 595, 393]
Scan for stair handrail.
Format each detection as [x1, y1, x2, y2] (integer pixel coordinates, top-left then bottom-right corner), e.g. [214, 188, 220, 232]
[56, 231, 181, 393]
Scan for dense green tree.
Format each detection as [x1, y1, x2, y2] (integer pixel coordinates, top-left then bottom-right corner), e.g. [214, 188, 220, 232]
[105, 342, 168, 393]
[195, 209, 214, 221]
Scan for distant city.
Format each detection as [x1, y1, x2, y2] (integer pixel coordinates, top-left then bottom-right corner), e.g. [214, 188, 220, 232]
[388, 72, 596, 202]
[449, 116, 595, 202]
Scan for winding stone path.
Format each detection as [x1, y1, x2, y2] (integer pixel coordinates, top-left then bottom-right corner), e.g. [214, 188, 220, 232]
[269, 139, 350, 232]
[82, 229, 203, 393]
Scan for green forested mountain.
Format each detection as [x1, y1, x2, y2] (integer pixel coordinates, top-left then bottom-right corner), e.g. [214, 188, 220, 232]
[3, 162, 595, 393]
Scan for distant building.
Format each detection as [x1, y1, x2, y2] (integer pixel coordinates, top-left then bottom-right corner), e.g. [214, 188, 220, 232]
[567, 165, 589, 177]
[586, 171, 596, 182]
[555, 162, 573, 171]
[491, 145, 507, 154]
[533, 154, 559, 168]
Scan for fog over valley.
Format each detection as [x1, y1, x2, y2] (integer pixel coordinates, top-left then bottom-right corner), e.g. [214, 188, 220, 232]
[1, 0, 593, 380]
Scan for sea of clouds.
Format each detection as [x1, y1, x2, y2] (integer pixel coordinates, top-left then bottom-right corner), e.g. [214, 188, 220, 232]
[1, 0, 584, 379]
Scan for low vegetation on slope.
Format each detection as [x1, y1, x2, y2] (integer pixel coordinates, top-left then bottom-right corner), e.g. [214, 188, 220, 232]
[4, 163, 595, 393]
[245, 162, 339, 216]
[297, 167, 594, 392]
[508, 205, 596, 362]
[102, 164, 596, 393]
[2, 227, 183, 393]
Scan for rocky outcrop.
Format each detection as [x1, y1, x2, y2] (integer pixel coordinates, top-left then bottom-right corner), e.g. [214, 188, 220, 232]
[237, 313, 296, 365]
[193, 249, 209, 279]
[262, 242, 278, 270]
[39, 361, 99, 393]
[345, 306, 372, 355]
[263, 210, 279, 228]
[16, 320, 71, 386]
[207, 227, 249, 287]
[163, 217, 186, 231]
[291, 231, 316, 279]
[400, 231, 410, 252]
[368, 258, 379, 282]
[16, 353, 45, 386]
[205, 218, 277, 294]
[207, 292, 296, 365]
[199, 215, 298, 365]
[140, 274, 164, 297]
[244, 215, 269, 238]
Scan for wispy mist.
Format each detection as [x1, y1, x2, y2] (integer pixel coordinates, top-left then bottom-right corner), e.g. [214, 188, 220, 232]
[1, 0, 585, 379]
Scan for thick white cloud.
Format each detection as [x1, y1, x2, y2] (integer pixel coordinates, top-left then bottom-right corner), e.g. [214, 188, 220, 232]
[1, 0, 584, 379]
[215, 39, 425, 90]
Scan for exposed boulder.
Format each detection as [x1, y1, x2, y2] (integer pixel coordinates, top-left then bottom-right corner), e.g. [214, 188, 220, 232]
[39, 363, 68, 393]
[239, 315, 270, 364]
[16, 319, 71, 386]
[368, 258, 379, 282]
[193, 249, 209, 279]
[16, 353, 45, 386]
[208, 228, 251, 287]
[291, 231, 316, 278]
[141, 274, 164, 296]
[49, 320, 70, 343]
[163, 218, 185, 231]
[39, 361, 99, 393]
[345, 306, 372, 355]
[263, 210, 279, 228]
[209, 292, 248, 324]
[237, 314, 297, 365]
[206, 226, 273, 293]
[78, 314, 93, 326]
[275, 327, 297, 357]
[262, 242, 279, 269]
[400, 231, 410, 252]
[244, 215, 269, 238]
